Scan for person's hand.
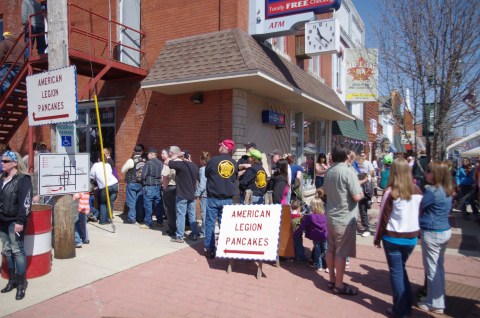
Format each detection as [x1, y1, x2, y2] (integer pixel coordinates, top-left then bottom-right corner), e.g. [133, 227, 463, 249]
[374, 240, 381, 248]
[32, 195, 41, 203]
[14, 223, 24, 235]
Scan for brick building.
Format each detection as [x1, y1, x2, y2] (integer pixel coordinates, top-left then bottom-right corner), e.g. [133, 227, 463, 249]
[0, 0, 369, 207]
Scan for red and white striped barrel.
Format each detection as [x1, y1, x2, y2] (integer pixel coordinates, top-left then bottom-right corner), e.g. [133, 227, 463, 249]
[1, 204, 52, 279]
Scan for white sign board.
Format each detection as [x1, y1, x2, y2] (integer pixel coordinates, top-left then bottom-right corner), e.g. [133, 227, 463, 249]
[38, 153, 90, 196]
[56, 122, 77, 154]
[216, 205, 282, 261]
[345, 48, 379, 102]
[27, 65, 77, 126]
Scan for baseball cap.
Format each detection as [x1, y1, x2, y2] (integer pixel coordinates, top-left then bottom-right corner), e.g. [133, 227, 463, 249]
[247, 149, 263, 160]
[383, 154, 393, 165]
[219, 139, 235, 151]
[3, 32, 12, 37]
[268, 149, 282, 156]
[148, 147, 158, 154]
[244, 142, 257, 149]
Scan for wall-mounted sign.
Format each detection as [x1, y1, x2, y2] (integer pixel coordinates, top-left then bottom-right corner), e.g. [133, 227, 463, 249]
[38, 153, 90, 196]
[345, 48, 378, 102]
[265, 0, 342, 19]
[262, 110, 286, 127]
[56, 122, 77, 154]
[27, 65, 78, 126]
[249, 0, 342, 39]
[216, 205, 282, 261]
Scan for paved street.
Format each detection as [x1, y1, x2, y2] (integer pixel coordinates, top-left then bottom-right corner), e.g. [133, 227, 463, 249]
[0, 203, 479, 318]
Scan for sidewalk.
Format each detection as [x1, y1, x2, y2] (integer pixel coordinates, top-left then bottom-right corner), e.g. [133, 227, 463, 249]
[1, 206, 479, 318]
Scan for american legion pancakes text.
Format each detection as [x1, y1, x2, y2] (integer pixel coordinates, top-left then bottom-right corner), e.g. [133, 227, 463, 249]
[37, 74, 64, 111]
[225, 208, 272, 247]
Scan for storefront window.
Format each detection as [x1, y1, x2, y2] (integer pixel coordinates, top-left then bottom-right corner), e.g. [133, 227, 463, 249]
[77, 104, 116, 166]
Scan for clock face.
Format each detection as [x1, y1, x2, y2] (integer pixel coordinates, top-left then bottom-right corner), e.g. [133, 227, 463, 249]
[305, 18, 338, 55]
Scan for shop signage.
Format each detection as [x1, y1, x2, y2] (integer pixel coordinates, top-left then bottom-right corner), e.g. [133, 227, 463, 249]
[265, 0, 342, 19]
[27, 65, 78, 126]
[249, 0, 342, 39]
[37, 153, 90, 196]
[262, 110, 286, 127]
[216, 205, 282, 261]
[345, 48, 378, 102]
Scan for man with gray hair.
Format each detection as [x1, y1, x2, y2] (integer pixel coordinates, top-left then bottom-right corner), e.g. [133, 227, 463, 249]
[164, 147, 199, 243]
[161, 146, 179, 236]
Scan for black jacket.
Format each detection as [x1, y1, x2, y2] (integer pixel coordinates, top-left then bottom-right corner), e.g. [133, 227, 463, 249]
[271, 174, 288, 204]
[205, 154, 238, 199]
[239, 163, 268, 196]
[0, 173, 33, 226]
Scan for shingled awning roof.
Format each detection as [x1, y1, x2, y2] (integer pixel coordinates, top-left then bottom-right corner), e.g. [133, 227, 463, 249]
[141, 28, 353, 121]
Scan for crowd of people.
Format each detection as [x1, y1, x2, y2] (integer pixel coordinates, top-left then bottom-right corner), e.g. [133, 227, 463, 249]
[1, 138, 479, 314]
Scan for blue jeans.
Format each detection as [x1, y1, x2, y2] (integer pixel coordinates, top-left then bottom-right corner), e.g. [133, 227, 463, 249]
[99, 184, 119, 224]
[143, 185, 161, 227]
[383, 240, 415, 318]
[312, 240, 328, 269]
[125, 182, 142, 222]
[74, 213, 89, 244]
[204, 197, 232, 252]
[252, 195, 264, 204]
[421, 230, 451, 309]
[156, 189, 165, 224]
[0, 64, 20, 95]
[199, 196, 207, 236]
[293, 235, 307, 262]
[25, 26, 47, 57]
[175, 197, 197, 239]
[0, 222, 27, 275]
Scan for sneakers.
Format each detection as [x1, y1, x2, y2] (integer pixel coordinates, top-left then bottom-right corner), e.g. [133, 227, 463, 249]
[139, 224, 153, 229]
[325, 268, 329, 273]
[417, 302, 444, 314]
[361, 231, 371, 237]
[171, 237, 185, 243]
[75, 243, 83, 248]
[189, 234, 198, 241]
[345, 260, 350, 268]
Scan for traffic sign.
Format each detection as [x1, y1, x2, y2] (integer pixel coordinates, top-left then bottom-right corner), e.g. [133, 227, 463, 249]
[27, 66, 78, 126]
[56, 122, 77, 154]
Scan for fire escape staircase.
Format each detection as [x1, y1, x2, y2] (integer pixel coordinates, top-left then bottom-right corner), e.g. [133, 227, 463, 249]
[0, 3, 147, 144]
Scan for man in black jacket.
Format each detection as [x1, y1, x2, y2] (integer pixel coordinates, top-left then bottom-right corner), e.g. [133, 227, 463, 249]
[204, 139, 238, 258]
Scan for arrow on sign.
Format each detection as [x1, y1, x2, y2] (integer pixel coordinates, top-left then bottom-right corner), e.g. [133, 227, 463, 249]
[50, 187, 63, 192]
[224, 249, 265, 255]
[33, 112, 69, 121]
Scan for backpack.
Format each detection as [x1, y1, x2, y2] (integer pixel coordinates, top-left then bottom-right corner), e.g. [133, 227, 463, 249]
[134, 158, 146, 183]
[363, 180, 374, 199]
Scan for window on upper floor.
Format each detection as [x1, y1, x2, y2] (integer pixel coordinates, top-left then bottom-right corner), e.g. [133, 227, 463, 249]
[308, 55, 321, 80]
[267, 36, 290, 61]
[335, 52, 343, 91]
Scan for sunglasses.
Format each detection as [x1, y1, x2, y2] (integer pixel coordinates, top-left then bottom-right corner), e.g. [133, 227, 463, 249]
[1, 160, 13, 163]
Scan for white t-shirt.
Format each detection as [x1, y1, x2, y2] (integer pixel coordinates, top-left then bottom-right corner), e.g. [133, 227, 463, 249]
[90, 162, 118, 189]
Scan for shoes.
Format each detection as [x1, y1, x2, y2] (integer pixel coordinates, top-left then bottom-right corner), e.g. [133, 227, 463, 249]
[83, 240, 90, 244]
[88, 216, 98, 222]
[140, 224, 153, 229]
[345, 260, 350, 268]
[123, 220, 136, 224]
[198, 234, 206, 239]
[417, 302, 444, 314]
[205, 249, 215, 259]
[171, 237, 185, 243]
[155, 222, 164, 227]
[99, 220, 111, 225]
[189, 234, 198, 241]
[377, 198, 381, 203]
[75, 243, 83, 248]
[333, 283, 358, 296]
[325, 268, 329, 273]
[361, 231, 371, 237]
[162, 231, 175, 236]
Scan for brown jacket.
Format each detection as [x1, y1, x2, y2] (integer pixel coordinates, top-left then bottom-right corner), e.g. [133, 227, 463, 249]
[0, 36, 25, 66]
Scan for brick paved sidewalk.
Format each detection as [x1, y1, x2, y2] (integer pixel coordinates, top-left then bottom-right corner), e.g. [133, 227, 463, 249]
[5, 241, 479, 318]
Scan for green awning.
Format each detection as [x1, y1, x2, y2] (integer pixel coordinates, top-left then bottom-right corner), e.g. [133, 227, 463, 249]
[393, 135, 406, 153]
[332, 120, 368, 141]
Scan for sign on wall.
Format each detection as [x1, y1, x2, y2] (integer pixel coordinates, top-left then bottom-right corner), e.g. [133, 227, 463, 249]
[249, 0, 342, 39]
[216, 205, 282, 261]
[27, 65, 78, 126]
[345, 48, 378, 102]
[38, 153, 90, 196]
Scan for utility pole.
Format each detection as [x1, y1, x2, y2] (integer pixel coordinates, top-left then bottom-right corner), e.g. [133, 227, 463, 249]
[48, 0, 75, 259]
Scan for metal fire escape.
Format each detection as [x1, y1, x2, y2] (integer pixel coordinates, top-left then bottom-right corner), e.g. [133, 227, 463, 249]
[0, 3, 147, 144]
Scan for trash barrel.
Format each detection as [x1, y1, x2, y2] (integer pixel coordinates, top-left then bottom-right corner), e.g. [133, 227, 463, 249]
[1, 204, 52, 279]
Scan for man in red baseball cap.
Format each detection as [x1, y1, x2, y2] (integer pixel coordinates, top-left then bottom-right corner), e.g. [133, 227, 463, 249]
[203, 139, 238, 258]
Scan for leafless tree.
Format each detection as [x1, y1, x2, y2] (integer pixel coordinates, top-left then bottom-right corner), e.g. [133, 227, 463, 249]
[371, 0, 480, 160]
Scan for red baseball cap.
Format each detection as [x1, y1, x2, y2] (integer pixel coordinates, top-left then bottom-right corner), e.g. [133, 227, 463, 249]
[219, 139, 235, 151]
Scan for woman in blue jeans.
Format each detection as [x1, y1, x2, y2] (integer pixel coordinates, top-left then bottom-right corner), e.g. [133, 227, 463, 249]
[417, 161, 454, 314]
[374, 158, 423, 318]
